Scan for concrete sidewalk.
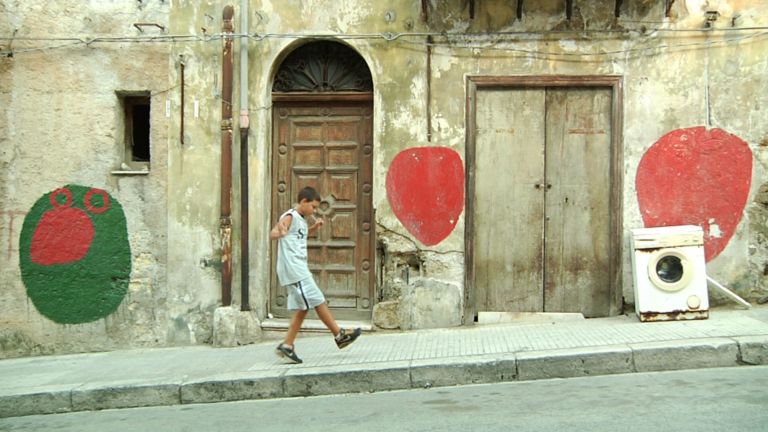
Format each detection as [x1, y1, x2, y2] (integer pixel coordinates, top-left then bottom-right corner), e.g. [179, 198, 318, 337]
[2, 306, 768, 418]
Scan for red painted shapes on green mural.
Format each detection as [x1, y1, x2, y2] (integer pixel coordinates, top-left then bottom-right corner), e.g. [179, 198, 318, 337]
[386, 147, 465, 246]
[636, 127, 752, 261]
[30, 188, 96, 265]
[19, 185, 131, 324]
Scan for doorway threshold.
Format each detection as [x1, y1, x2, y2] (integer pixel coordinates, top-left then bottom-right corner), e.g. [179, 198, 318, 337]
[477, 312, 585, 325]
[261, 318, 373, 339]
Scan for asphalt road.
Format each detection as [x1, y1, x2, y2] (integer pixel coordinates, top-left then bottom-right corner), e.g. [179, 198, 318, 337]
[2, 366, 767, 432]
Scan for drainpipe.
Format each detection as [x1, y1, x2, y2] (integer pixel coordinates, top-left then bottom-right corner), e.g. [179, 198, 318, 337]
[426, 35, 432, 143]
[220, 5, 235, 307]
[239, 0, 251, 311]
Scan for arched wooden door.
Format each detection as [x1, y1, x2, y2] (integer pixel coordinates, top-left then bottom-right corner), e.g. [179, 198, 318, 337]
[270, 42, 375, 321]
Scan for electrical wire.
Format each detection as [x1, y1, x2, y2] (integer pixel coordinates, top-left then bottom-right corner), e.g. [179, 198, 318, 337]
[0, 26, 768, 61]
[3, 24, 768, 44]
[412, 30, 768, 59]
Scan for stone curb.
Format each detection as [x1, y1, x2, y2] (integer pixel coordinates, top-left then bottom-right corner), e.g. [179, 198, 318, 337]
[516, 345, 633, 381]
[2, 335, 767, 418]
[629, 338, 740, 372]
[733, 335, 768, 365]
[71, 382, 182, 413]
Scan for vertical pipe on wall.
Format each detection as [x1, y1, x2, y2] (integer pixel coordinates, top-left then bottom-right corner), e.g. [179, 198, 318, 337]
[220, 5, 235, 307]
[179, 55, 185, 145]
[665, 0, 675, 18]
[239, 0, 251, 311]
[426, 35, 432, 143]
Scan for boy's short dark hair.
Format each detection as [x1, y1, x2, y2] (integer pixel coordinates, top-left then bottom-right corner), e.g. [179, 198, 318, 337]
[298, 186, 321, 203]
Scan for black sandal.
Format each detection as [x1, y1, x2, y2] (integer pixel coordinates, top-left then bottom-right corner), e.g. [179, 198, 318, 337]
[275, 343, 303, 364]
[335, 328, 362, 349]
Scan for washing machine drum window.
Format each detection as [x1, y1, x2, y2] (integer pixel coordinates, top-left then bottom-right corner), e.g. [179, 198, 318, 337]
[647, 249, 694, 292]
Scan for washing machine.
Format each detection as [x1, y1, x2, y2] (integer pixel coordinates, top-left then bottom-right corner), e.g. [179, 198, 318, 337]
[630, 225, 709, 322]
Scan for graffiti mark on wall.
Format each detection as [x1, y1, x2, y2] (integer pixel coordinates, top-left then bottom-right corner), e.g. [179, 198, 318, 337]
[1, 210, 27, 259]
[19, 185, 131, 324]
[386, 147, 465, 246]
[636, 127, 752, 261]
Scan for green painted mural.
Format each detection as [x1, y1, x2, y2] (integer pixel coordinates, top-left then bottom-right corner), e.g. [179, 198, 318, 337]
[19, 185, 131, 324]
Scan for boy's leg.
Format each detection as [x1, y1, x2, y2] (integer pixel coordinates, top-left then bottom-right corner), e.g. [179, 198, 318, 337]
[284, 309, 308, 347]
[276, 282, 312, 364]
[315, 302, 362, 349]
[314, 302, 341, 336]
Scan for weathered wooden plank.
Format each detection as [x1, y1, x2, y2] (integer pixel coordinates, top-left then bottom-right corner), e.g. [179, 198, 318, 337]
[473, 88, 545, 312]
[544, 88, 612, 317]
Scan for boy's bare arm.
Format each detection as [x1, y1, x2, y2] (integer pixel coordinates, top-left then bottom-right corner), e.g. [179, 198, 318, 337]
[269, 214, 292, 239]
[308, 217, 324, 235]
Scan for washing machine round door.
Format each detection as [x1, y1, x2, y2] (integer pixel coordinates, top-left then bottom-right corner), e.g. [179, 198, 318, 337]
[647, 248, 694, 292]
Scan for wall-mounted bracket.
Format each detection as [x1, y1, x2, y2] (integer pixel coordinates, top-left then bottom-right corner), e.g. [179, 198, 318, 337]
[133, 22, 166, 32]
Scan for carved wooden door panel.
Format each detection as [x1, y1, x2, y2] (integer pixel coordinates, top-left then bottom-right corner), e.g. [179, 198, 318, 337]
[270, 100, 374, 321]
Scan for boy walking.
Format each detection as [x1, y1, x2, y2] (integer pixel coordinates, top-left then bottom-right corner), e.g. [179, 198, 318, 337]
[270, 186, 361, 364]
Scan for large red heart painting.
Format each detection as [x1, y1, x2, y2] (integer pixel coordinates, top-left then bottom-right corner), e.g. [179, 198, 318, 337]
[386, 147, 465, 246]
[636, 126, 752, 261]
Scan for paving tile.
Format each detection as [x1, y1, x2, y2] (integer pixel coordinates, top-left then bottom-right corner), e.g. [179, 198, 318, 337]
[1, 308, 767, 418]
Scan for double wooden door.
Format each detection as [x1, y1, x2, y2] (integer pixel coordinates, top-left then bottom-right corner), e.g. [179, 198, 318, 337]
[470, 82, 620, 318]
[270, 97, 375, 321]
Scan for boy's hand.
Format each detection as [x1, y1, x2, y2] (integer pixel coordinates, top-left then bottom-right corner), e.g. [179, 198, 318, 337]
[310, 218, 324, 230]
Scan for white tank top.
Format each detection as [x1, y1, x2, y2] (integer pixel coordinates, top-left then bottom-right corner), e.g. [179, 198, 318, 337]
[276, 208, 312, 285]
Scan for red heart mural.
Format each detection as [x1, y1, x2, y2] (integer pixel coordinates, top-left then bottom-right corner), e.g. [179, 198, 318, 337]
[386, 147, 465, 246]
[636, 126, 752, 261]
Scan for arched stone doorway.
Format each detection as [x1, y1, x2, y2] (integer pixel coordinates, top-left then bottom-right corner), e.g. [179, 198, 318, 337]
[270, 41, 375, 321]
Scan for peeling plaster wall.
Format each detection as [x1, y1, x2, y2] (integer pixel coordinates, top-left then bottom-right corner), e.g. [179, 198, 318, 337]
[704, 17, 768, 301]
[1, 1, 172, 357]
[165, 3, 229, 347]
[2, 0, 767, 356]
[232, 0, 766, 312]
